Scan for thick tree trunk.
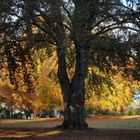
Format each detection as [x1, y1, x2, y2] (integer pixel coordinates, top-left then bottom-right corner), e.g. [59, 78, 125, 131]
[48, 0, 89, 129]
[62, 90, 88, 129]
[60, 1, 91, 129]
[56, 45, 89, 129]
[61, 45, 89, 129]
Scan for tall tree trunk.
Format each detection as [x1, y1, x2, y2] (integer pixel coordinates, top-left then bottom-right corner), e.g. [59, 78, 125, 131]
[62, 44, 89, 129]
[60, 1, 91, 129]
[48, 0, 89, 129]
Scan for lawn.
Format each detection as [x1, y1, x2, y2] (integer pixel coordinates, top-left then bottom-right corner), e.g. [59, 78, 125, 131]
[0, 116, 140, 140]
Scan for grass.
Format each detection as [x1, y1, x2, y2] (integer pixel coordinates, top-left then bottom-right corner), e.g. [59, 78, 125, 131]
[0, 116, 140, 140]
[0, 118, 62, 129]
[88, 115, 140, 129]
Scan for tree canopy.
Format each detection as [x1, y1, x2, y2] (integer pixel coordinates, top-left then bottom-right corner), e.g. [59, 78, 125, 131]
[0, 0, 140, 129]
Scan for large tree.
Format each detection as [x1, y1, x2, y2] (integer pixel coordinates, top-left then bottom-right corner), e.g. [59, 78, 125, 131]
[0, 0, 140, 129]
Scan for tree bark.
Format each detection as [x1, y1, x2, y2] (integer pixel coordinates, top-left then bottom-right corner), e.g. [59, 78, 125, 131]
[47, 0, 89, 129]
[60, 1, 91, 129]
[62, 44, 89, 129]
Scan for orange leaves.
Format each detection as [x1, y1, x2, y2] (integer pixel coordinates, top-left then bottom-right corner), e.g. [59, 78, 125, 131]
[0, 79, 35, 111]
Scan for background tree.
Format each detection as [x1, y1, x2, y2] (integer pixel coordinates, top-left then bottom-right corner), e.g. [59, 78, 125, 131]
[33, 55, 63, 117]
[85, 66, 139, 115]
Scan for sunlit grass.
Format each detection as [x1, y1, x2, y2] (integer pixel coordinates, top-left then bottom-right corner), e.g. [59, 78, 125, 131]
[0, 116, 140, 129]
[37, 130, 63, 137]
[88, 116, 140, 129]
[0, 118, 63, 129]
[0, 130, 63, 138]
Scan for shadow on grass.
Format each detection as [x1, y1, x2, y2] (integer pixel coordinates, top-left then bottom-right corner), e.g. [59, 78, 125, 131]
[0, 127, 140, 140]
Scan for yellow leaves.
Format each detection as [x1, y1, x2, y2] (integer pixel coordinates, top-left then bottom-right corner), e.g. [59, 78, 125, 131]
[0, 50, 61, 114]
[33, 98, 43, 115]
[34, 59, 63, 112]
[85, 66, 139, 114]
